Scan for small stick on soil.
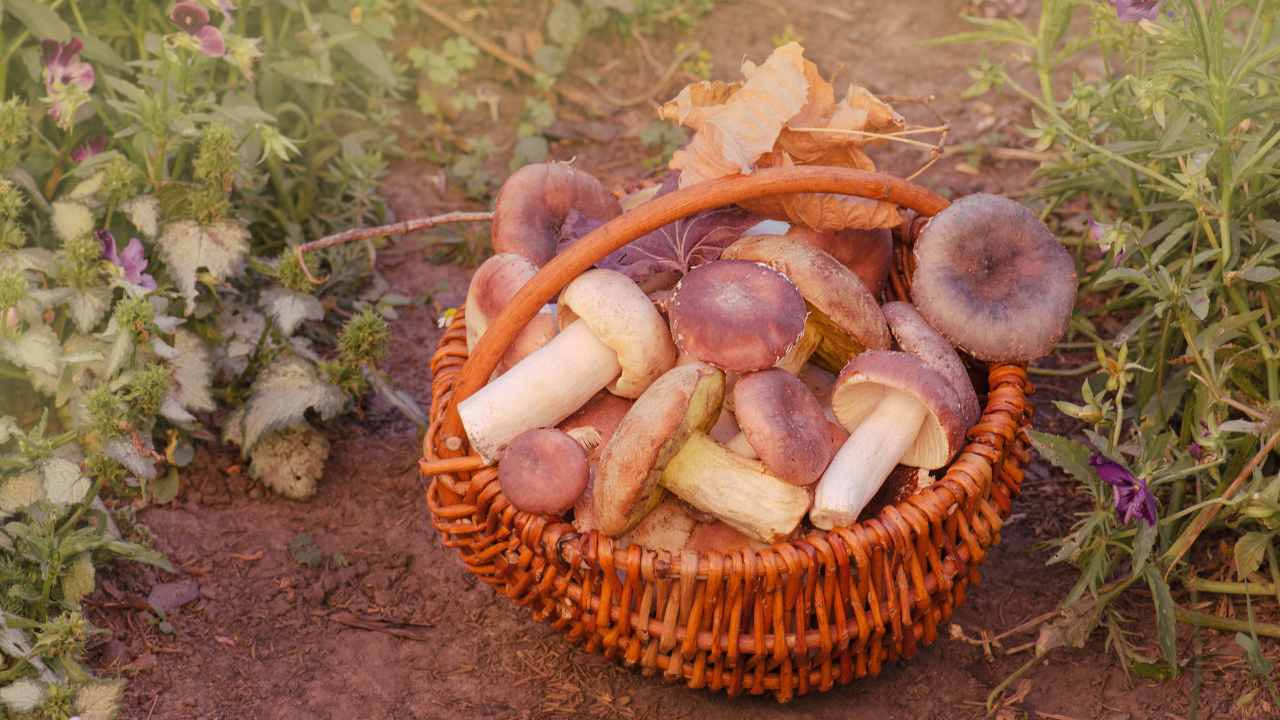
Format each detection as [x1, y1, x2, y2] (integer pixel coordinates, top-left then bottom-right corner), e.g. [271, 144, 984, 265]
[295, 211, 493, 284]
[416, 2, 606, 114]
[1175, 605, 1280, 639]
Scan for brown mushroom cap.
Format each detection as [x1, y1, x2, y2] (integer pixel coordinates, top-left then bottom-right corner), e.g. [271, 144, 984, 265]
[617, 497, 697, 554]
[558, 391, 633, 463]
[685, 521, 767, 555]
[783, 225, 894, 298]
[499, 428, 589, 515]
[832, 350, 967, 468]
[594, 362, 725, 535]
[911, 193, 1077, 362]
[882, 301, 981, 425]
[558, 268, 678, 398]
[668, 260, 807, 373]
[732, 368, 833, 486]
[464, 253, 540, 352]
[491, 162, 621, 266]
[722, 235, 890, 370]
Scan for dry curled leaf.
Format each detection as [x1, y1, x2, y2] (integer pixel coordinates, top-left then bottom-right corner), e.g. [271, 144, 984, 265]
[662, 42, 906, 231]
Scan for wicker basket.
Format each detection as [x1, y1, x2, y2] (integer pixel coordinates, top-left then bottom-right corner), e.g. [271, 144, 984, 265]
[419, 167, 1033, 702]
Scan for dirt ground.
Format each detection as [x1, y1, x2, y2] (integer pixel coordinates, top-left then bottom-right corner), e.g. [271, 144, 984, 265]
[85, 2, 1273, 718]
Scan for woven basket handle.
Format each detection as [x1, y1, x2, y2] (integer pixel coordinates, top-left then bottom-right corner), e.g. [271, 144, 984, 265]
[434, 166, 950, 454]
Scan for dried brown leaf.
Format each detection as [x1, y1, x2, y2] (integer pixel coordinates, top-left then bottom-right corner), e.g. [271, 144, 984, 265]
[658, 80, 743, 130]
[669, 43, 811, 187]
[738, 152, 902, 231]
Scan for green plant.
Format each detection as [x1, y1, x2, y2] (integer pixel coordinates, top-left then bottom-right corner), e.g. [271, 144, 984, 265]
[0, 0, 417, 711]
[940, 0, 1280, 683]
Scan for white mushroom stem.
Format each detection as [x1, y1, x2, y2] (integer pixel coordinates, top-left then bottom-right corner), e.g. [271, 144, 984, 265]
[458, 319, 621, 464]
[809, 389, 927, 530]
[723, 431, 758, 459]
[660, 432, 810, 543]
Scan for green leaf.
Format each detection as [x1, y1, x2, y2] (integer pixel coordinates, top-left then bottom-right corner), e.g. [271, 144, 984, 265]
[1131, 520, 1157, 578]
[249, 424, 330, 500]
[1027, 430, 1096, 485]
[288, 531, 324, 568]
[42, 457, 89, 504]
[75, 680, 124, 720]
[270, 57, 334, 86]
[547, 0, 584, 48]
[0, 677, 46, 713]
[0, 472, 44, 515]
[157, 220, 250, 312]
[6, 0, 70, 41]
[260, 287, 323, 336]
[103, 327, 134, 379]
[66, 286, 112, 333]
[104, 437, 157, 480]
[61, 552, 96, 602]
[102, 540, 172, 571]
[510, 135, 550, 171]
[0, 323, 61, 375]
[1144, 564, 1178, 671]
[51, 200, 94, 242]
[533, 45, 569, 76]
[315, 13, 398, 87]
[1235, 633, 1275, 679]
[1238, 266, 1280, 283]
[171, 329, 215, 412]
[240, 355, 346, 453]
[0, 416, 18, 444]
[1234, 531, 1273, 579]
[151, 467, 180, 504]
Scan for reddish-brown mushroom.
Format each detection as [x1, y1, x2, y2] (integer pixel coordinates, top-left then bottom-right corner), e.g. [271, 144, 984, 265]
[783, 225, 894, 298]
[490, 162, 621, 266]
[726, 368, 834, 486]
[499, 428, 590, 515]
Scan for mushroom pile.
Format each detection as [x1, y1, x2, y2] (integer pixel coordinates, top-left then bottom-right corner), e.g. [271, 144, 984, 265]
[456, 163, 1076, 554]
[454, 44, 1076, 555]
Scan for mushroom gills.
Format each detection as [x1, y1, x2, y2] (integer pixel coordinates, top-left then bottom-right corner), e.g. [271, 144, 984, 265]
[660, 431, 810, 543]
[809, 388, 927, 530]
[458, 318, 622, 463]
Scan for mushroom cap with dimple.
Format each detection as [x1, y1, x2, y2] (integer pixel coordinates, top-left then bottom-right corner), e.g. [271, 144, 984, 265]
[593, 362, 725, 536]
[911, 193, 1076, 362]
[832, 350, 967, 469]
[732, 368, 833, 486]
[499, 428, 589, 515]
[722, 235, 891, 365]
[668, 260, 807, 373]
[558, 268, 678, 399]
[465, 253, 540, 352]
[783, 225, 894, 298]
[882, 301, 981, 426]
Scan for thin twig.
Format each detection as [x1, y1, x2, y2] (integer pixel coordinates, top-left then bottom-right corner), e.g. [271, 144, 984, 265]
[295, 211, 493, 284]
[788, 127, 942, 151]
[986, 654, 1044, 713]
[1028, 361, 1101, 377]
[598, 44, 697, 108]
[1164, 428, 1280, 572]
[1184, 577, 1278, 596]
[416, 2, 605, 114]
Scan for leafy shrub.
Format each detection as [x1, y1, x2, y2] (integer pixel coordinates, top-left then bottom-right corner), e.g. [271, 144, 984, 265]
[0, 0, 408, 713]
[944, 0, 1280, 678]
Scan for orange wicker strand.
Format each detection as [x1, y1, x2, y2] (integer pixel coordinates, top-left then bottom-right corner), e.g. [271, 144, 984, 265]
[421, 168, 1035, 701]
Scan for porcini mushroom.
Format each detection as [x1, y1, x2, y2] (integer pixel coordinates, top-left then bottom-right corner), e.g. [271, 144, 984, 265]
[882, 301, 981, 425]
[593, 362, 725, 534]
[490, 162, 621, 266]
[783, 226, 894, 298]
[458, 268, 676, 463]
[722, 235, 890, 372]
[594, 362, 810, 542]
[499, 428, 590, 515]
[809, 350, 967, 530]
[667, 259, 808, 373]
[910, 193, 1076, 363]
[726, 368, 834, 486]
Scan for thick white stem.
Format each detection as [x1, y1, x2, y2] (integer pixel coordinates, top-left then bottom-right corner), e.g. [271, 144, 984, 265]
[459, 319, 621, 463]
[723, 431, 758, 459]
[809, 389, 927, 530]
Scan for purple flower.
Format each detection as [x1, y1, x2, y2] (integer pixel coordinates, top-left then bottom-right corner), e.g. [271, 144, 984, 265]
[1188, 442, 1203, 461]
[72, 136, 108, 164]
[97, 230, 156, 290]
[169, 2, 226, 58]
[1090, 454, 1157, 526]
[41, 39, 95, 128]
[1110, 0, 1160, 22]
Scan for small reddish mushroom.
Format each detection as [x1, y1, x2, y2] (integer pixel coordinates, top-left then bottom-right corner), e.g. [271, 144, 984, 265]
[490, 162, 621, 266]
[499, 428, 590, 515]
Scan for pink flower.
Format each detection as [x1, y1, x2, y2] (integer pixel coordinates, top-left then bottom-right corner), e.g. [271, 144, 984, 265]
[1110, 0, 1160, 22]
[169, 1, 226, 58]
[98, 230, 157, 290]
[72, 136, 108, 164]
[41, 39, 95, 128]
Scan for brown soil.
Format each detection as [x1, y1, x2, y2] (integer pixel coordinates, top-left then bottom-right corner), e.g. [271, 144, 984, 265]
[87, 2, 1271, 719]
